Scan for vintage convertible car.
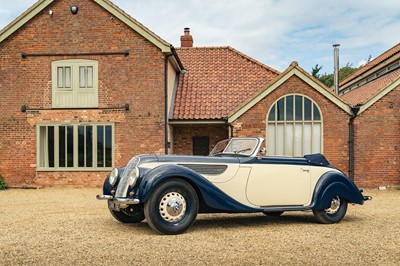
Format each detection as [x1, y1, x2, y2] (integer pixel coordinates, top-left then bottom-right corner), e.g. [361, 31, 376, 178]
[97, 137, 371, 234]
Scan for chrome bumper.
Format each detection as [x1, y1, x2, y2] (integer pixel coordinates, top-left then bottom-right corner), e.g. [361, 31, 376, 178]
[96, 194, 140, 205]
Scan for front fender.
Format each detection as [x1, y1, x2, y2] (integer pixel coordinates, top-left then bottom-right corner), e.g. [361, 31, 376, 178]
[138, 164, 256, 212]
[102, 175, 112, 195]
[312, 171, 364, 210]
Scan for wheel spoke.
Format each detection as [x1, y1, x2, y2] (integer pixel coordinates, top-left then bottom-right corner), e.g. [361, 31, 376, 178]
[325, 197, 340, 214]
[159, 192, 187, 222]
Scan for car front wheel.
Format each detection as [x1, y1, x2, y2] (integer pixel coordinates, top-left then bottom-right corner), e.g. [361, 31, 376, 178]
[313, 196, 348, 224]
[144, 179, 198, 235]
[109, 202, 145, 223]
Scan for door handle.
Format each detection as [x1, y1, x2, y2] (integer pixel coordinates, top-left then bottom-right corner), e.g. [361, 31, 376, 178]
[300, 168, 310, 173]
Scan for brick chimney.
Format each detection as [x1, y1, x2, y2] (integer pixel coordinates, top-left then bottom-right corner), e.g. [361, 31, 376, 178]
[180, 27, 193, 47]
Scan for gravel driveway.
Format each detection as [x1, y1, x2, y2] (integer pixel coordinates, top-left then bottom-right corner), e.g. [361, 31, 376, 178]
[0, 188, 399, 265]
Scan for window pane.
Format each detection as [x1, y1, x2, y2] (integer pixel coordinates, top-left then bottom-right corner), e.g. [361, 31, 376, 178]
[86, 126, 93, 167]
[79, 67, 85, 88]
[304, 98, 312, 121]
[78, 126, 85, 167]
[48, 126, 54, 168]
[97, 126, 104, 167]
[59, 126, 66, 167]
[304, 123, 312, 154]
[277, 98, 285, 121]
[294, 123, 303, 157]
[65, 67, 71, 88]
[39, 127, 46, 167]
[57, 67, 63, 88]
[87, 66, 93, 88]
[267, 123, 275, 155]
[276, 124, 284, 156]
[268, 105, 275, 121]
[285, 123, 294, 156]
[105, 126, 112, 167]
[313, 123, 322, 153]
[67, 126, 74, 167]
[295, 95, 303, 120]
[313, 104, 321, 120]
[286, 96, 293, 121]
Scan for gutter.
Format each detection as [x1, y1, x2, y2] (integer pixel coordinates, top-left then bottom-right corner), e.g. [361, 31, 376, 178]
[348, 106, 360, 180]
[170, 45, 184, 70]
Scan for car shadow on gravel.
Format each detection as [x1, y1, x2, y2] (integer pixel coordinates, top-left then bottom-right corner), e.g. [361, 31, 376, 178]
[99, 212, 365, 235]
[192, 213, 316, 230]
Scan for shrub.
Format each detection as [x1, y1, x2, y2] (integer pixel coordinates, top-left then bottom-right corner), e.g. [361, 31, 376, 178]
[0, 175, 7, 190]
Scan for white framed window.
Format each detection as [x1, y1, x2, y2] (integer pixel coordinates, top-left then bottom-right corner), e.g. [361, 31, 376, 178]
[52, 59, 98, 108]
[267, 94, 323, 156]
[37, 123, 114, 170]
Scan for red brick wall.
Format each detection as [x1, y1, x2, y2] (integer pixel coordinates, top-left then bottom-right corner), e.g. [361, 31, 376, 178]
[231, 75, 351, 175]
[172, 124, 229, 155]
[0, 0, 166, 187]
[353, 86, 400, 188]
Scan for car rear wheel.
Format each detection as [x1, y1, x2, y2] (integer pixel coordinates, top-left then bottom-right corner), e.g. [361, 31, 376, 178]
[144, 179, 198, 235]
[109, 202, 145, 223]
[313, 196, 348, 224]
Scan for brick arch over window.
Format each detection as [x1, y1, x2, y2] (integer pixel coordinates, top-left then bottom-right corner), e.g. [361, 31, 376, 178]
[266, 94, 323, 156]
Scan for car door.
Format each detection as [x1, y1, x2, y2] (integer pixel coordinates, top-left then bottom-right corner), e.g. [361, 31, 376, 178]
[246, 159, 311, 206]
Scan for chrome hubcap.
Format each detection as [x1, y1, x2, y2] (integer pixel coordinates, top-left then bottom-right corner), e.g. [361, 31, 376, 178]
[325, 197, 341, 214]
[159, 192, 186, 222]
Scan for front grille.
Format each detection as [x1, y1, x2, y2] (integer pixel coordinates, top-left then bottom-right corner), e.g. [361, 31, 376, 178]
[116, 157, 140, 197]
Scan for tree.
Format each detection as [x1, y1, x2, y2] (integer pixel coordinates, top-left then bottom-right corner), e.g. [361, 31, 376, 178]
[311, 63, 360, 88]
[311, 64, 323, 78]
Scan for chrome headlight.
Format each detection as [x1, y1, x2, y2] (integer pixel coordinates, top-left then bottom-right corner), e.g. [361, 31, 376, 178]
[109, 168, 119, 186]
[128, 167, 139, 187]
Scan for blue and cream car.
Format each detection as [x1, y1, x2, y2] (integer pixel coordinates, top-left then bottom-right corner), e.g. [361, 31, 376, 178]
[97, 137, 371, 234]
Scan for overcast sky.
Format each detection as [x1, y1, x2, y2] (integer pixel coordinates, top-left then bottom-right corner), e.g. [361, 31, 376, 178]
[1, 0, 399, 73]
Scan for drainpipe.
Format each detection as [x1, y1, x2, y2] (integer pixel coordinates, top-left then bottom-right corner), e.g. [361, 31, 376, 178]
[348, 107, 359, 180]
[228, 123, 234, 138]
[165, 54, 173, 154]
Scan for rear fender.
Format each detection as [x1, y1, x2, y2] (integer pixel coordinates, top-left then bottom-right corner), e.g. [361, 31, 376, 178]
[312, 171, 364, 210]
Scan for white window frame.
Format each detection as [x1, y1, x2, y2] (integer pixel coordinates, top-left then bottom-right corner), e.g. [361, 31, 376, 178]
[36, 123, 114, 171]
[52, 59, 98, 108]
[266, 94, 323, 157]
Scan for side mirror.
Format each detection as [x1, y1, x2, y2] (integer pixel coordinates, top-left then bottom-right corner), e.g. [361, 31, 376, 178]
[258, 147, 266, 159]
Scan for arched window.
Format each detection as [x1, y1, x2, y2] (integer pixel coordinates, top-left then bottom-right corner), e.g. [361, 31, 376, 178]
[267, 94, 322, 156]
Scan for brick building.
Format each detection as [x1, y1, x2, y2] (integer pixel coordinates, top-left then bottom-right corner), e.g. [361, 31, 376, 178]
[0, 0, 399, 188]
[0, 0, 183, 187]
[173, 33, 400, 188]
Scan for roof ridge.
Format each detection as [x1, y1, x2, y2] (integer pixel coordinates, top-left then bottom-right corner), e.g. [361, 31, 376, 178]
[0, 0, 172, 49]
[226, 46, 280, 75]
[175, 46, 280, 74]
[340, 42, 400, 87]
[0, 0, 50, 40]
[99, 0, 170, 47]
[176, 46, 230, 50]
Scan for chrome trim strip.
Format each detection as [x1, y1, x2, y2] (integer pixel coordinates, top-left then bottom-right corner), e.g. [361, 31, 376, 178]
[96, 194, 140, 205]
[96, 195, 113, 200]
[114, 197, 140, 205]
